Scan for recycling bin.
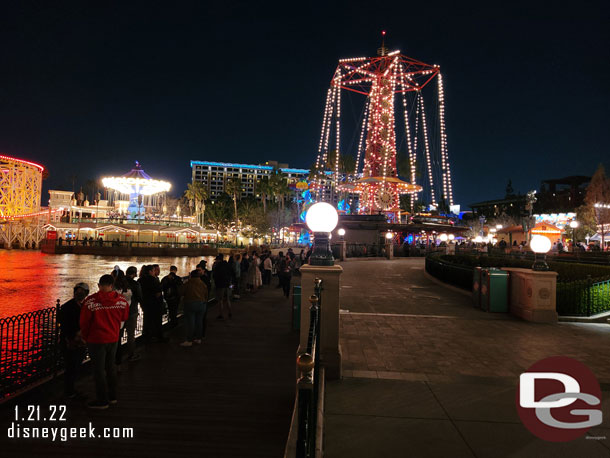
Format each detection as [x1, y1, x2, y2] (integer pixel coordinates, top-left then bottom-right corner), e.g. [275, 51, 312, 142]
[480, 268, 509, 312]
[472, 267, 483, 308]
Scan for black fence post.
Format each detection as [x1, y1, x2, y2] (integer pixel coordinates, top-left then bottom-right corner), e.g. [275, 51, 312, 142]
[586, 275, 592, 317]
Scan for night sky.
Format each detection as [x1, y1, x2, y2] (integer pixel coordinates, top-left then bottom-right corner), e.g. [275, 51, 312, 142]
[0, 2, 608, 207]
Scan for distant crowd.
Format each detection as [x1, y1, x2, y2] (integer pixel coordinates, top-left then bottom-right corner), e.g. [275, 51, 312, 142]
[57, 248, 311, 410]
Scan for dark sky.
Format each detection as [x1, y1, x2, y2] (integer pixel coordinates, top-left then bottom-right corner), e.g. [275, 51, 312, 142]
[0, 1, 608, 207]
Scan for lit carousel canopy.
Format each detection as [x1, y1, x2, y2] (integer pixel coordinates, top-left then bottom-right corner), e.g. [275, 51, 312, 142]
[102, 161, 171, 218]
[102, 161, 171, 196]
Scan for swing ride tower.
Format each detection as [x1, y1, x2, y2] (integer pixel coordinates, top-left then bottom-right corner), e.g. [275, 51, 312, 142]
[313, 34, 454, 218]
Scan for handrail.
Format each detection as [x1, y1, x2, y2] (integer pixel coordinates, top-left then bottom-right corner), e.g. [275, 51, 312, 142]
[69, 217, 193, 227]
[295, 278, 322, 458]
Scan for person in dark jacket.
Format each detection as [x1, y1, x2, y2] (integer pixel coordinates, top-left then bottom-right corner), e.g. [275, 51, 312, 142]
[138, 265, 164, 342]
[212, 255, 233, 319]
[277, 252, 292, 298]
[115, 266, 142, 364]
[161, 266, 182, 328]
[179, 271, 209, 347]
[196, 262, 211, 291]
[58, 282, 90, 398]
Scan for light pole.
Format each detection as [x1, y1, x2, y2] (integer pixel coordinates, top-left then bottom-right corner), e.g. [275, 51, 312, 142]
[530, 235, 551, 271]
[385, 231, 394, 259]
[305, 202, 339, 266]
[337, 228, 346, 261]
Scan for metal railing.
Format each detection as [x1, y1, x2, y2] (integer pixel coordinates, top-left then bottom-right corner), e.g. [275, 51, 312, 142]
[53, 240, 235, 249]
[295, 278, 322, 458]
[425, 254, 474, 291]
[0, 304, 61, 401]
[426, 253, 610, 317]
[557, 276, 610, 317]
[0, 291, 209, 402]
[70, 218, 193, 227]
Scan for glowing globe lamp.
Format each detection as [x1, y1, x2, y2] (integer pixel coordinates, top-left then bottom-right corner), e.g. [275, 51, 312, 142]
[569, 220, 579, 229]
[306, 202, 339, 266]
[385, 232, 393, 240]
[439, 233, 448, 242]
[475, 236, 483, 243]
[338, 228, 346, 237]
[448, 234, 455, 241]
[530, 235, 551, 271]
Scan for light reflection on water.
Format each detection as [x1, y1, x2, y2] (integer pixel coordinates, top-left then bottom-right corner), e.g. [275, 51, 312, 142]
[0, 251, 217, 318]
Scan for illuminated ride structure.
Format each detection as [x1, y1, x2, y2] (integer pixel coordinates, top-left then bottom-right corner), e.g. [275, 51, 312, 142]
[0, 155, 50, 248]
[312, 36, 454, 218]
[102, 162, 171, 219]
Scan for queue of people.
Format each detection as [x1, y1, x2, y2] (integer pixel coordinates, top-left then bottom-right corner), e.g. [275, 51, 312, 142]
[56, 249, 310, 410]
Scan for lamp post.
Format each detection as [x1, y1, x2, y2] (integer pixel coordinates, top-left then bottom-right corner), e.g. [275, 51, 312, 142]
[530, 234, 551, 271]
[569, 220, 579, 252]
[305, 202, 339, 266]
[337, 228, 346, 261]
[385, 231, 394, 259]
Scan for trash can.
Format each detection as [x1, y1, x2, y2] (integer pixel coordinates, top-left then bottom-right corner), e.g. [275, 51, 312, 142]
[480, 268, 508, 312]
[472, 267, 483, 308]
[292, 286, 301, 330]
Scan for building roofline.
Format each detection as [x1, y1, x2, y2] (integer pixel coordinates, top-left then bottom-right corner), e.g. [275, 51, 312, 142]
[190, 160, 309, 174]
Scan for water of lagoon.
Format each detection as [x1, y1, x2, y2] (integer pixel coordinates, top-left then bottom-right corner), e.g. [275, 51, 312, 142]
[0, 251, 216, 318]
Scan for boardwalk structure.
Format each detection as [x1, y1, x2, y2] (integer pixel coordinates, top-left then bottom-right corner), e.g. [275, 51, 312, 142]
[0, 285, 298, 457]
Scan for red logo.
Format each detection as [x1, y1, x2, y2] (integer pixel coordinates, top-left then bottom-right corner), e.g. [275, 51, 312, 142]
[516, 356, 602, 442]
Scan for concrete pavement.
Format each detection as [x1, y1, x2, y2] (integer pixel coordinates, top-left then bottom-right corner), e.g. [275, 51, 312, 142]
[324, 258, 610, 457]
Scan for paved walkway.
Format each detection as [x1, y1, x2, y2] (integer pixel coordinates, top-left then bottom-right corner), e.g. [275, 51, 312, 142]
[325, 258, 610, 457]
[0, 283, 298, 457]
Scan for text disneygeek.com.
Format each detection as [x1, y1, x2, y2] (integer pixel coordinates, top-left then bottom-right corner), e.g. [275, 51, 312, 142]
[7, 405, 134, 441]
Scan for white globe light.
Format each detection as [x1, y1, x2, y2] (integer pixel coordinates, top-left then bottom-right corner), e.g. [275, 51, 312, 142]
[385, 232, 393, 240]
[338, 228, 346, 236]
[569, 220, 579, 229]
[439, 233, 448, 242]
[530, 235, 552, 254]
[448, 234, 455, 240]
[496, 224, 503, 230]
[475, 236, 483, 243]
[306, 202, 338, 233]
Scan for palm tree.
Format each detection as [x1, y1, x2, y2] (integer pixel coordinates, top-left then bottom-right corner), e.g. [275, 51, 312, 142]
[269, 167, 290, 210]
[184, 181, 208, 226]
[256, 177, 271, 214]
[224, 177, 243, 226]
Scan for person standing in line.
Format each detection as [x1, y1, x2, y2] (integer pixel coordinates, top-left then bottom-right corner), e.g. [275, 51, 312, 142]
[122, 266, 142, 362]
[247, 252, 262, 291]
[58, 282, 90, 398]
[240, 253, 250, 292]
[179, 270, 209, 347]
[197, 261, 211, 291]
[161, 266, 182, 329]
[112, 270, 133, 370]
[213, 254, 233, 319]
[277, 251, 292, 298]
[80, 275, 129, 409]
[232, 254, 241, 299]
[263, 254, 273, 286]
[139, 265, 164, 343]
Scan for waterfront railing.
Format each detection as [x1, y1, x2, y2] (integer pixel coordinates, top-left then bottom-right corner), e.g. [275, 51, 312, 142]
[0, 284, 220, 402]
[69, 218, 193, 227]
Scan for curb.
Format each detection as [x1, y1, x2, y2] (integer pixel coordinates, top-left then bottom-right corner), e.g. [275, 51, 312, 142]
[423, 270, 471, 297]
